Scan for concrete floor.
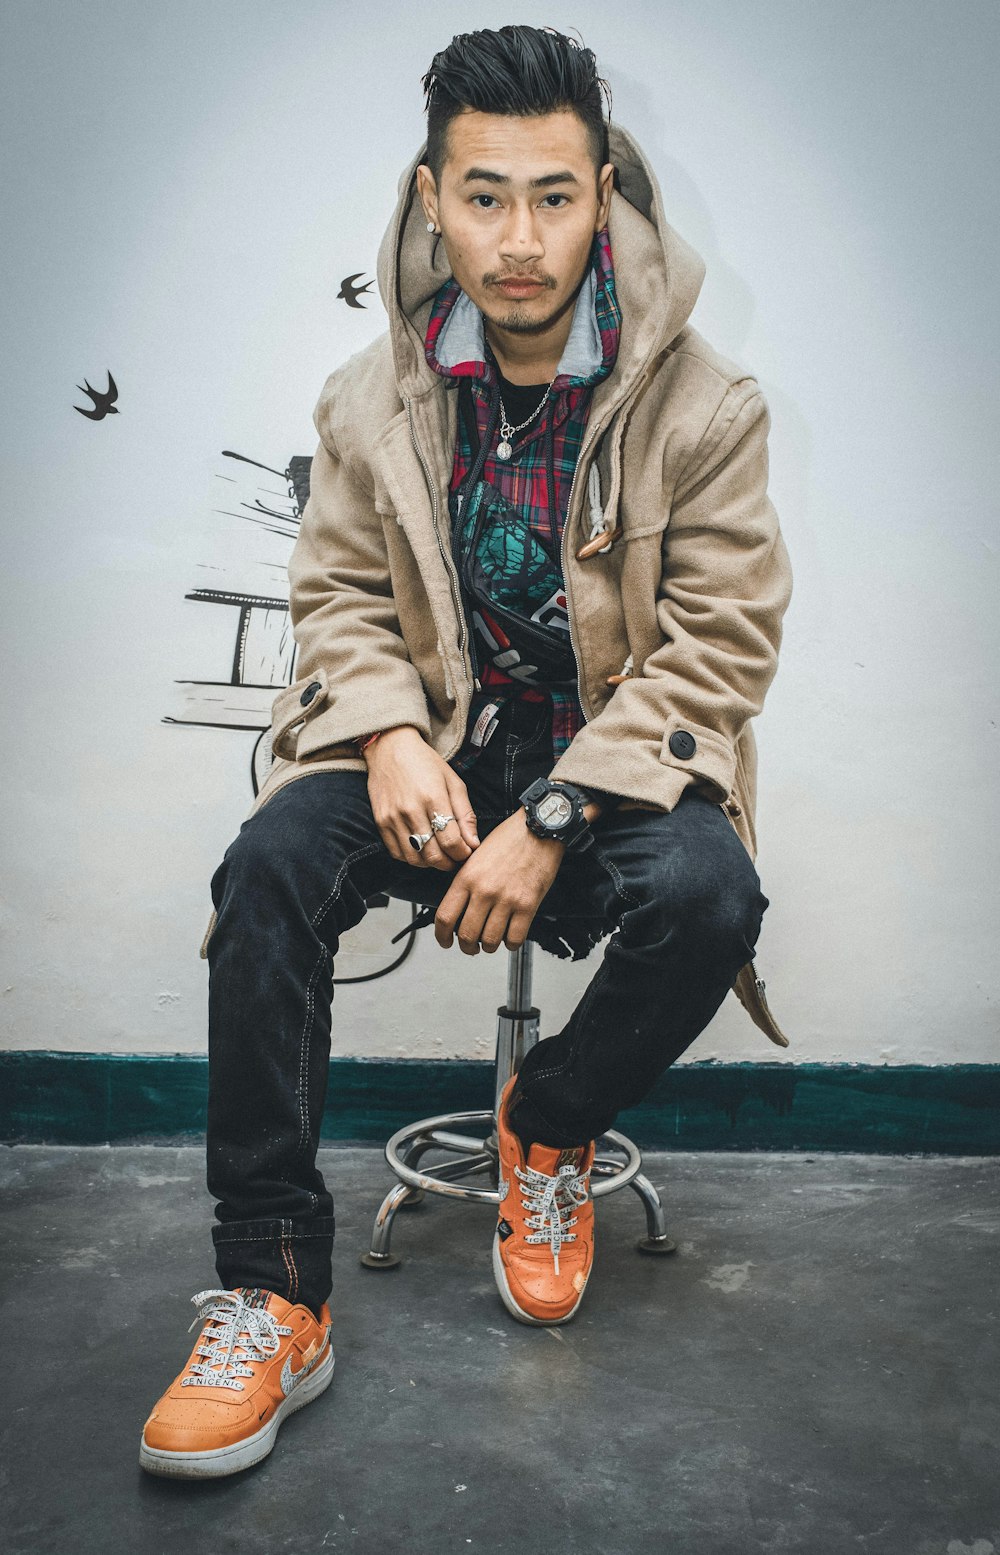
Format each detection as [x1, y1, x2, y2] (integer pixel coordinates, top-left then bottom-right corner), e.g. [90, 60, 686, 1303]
[1, 1146, 997, 1555]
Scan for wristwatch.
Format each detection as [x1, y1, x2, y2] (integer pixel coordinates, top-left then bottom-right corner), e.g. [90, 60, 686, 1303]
[519, 778, 595, 853]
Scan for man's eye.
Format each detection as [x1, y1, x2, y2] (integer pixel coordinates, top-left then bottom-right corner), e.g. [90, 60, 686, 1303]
[542, 194, 569, 207]
[472, 194, 497, 209]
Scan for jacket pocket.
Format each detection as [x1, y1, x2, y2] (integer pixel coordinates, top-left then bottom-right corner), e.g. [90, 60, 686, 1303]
[269, 668, 331, 761]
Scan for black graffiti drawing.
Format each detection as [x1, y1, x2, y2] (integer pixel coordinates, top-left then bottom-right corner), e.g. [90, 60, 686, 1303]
[74, 370, 119, 419]
[163, 449, 310, 795]
[337, 272, 376, 309]
[165, 446, 421, 977]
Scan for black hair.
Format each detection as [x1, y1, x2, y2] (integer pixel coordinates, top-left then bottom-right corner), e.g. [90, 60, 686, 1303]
[421, 25, 612, 188]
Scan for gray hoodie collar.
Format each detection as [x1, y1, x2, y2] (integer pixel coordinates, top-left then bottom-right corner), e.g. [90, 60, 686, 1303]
[433, 265, 603, 381]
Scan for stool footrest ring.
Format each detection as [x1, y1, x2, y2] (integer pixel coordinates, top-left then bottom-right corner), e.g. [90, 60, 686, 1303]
[384, 1109, 643, 1205]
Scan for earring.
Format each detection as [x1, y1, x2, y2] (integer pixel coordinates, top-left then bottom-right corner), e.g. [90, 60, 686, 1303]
[426, 220, 436, 233]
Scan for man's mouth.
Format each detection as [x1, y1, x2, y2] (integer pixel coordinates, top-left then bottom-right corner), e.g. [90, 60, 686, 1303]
[496, 277, 547, 296]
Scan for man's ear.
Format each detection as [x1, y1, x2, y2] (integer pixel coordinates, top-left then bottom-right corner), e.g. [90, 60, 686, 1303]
[416, 164, 439, 228]
[596, 162, 615, 229]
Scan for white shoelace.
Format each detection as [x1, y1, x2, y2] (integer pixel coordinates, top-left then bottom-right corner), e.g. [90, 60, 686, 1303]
[181, 1288, 293, 1392]
[515, 1160, 592, 1274]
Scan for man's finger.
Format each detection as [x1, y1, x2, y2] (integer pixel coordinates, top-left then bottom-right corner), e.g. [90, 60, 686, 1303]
[504, 907, 534, 952]
[445, 778, 480, 850]
[415, 832, 451, 871]
[479, 902, 512, 954]
[400, 801, 464, 866]
[395, 809, 451, 870]
[435, 882, 470, 948]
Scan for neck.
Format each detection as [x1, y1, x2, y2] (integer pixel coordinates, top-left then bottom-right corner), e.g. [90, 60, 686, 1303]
[484, 323, 566, 385]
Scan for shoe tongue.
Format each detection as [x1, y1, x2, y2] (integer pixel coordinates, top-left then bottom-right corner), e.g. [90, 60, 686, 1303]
[526, 1142, 584, 1175]
[232, 1285, 294, 1319]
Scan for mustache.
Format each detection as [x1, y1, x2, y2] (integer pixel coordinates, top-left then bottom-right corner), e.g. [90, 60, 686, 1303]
[484, 271, 556, 288]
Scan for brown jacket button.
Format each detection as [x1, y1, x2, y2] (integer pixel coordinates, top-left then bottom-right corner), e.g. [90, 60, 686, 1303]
[300, 681, 322, 706]
[668, 730, 697, 760]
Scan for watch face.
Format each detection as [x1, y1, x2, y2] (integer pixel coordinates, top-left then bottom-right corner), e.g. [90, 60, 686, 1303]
[537, 792, 573, 828]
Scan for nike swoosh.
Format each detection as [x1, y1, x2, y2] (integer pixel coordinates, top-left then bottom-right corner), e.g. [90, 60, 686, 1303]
[280, 1338, 328, 1397]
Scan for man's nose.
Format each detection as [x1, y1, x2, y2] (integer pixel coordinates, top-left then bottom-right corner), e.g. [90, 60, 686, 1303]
[499, 203, 544, 262]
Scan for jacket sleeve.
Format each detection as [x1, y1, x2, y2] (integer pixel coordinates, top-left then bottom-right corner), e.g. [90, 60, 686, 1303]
[548, 380, 793, 810]
[269, 429, 432, 762]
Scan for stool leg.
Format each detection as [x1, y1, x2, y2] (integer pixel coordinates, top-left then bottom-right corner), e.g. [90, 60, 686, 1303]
[359, 1180, 414, 1269]
[395, 1134, 437, 1210]
[630, 1171, 678, 1255]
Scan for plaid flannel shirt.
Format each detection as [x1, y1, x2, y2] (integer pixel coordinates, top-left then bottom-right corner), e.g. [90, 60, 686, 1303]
[423, 228, 621, 775]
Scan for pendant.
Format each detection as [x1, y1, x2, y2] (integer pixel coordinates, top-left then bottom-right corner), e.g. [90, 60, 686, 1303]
[496, 440, 512, 460]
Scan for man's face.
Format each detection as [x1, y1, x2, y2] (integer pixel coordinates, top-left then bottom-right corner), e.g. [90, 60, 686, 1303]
[416, 108, 614, 344]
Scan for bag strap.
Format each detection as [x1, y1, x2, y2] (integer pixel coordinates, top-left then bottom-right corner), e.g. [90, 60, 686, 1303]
[458, 377, 481, 460]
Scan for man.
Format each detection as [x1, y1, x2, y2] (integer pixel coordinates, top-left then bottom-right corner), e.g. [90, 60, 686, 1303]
[140, 24, 793, 1479]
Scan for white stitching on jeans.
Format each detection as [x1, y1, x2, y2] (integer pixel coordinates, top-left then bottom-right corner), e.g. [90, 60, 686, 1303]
[504, 713, 548, 807]
[279, 1219, 294, 1300]
[310, 842, 384, 930]
[296, 949, 327, 1157]
[214, 1231, 332, 1242]
[589, 839, 642, 914]
[298, 841, 384, 1155]
[504, 731, 517, 802]
[528, 964, 606, 1088]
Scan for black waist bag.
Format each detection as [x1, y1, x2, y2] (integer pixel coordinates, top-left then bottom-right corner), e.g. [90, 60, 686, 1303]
[448, 478, 578, 686]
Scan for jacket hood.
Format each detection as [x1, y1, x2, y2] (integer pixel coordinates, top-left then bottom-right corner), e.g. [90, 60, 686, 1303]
[375, 118, 706, 404]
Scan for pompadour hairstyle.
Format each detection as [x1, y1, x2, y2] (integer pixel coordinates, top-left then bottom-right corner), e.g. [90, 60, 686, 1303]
[421, 25, 612, 188]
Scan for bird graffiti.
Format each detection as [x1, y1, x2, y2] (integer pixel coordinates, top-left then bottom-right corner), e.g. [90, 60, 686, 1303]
[337, 272, 376, 309]
[74, 371, 119, 420]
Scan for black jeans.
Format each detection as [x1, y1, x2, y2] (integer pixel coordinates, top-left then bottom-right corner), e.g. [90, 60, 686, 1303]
[206, 695, 768, 1313]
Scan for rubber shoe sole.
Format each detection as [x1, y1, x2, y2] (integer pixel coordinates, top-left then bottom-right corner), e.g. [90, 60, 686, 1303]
[138, 1347, 334, 1479]
[492, 1233, 588, 1327]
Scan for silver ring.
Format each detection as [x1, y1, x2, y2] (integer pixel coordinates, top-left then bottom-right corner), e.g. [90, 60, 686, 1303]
[408, 831, 433, 852]
[430, 811, 456, 833]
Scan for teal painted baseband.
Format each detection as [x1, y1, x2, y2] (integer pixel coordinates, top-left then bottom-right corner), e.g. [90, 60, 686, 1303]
[2, 1053, 999, 1153]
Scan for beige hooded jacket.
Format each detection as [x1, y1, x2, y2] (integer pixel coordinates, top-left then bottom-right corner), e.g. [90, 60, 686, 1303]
[215, 120, 794, 1046]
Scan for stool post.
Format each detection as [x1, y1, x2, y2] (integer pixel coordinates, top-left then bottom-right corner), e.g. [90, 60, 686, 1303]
[493, 941, 540, 1118]
[505, 939, 534, 1011]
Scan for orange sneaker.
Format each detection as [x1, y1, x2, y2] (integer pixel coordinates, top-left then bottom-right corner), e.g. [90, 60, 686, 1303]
[493, 1075, 596, 1325]
[139, 1286, 334, 1479]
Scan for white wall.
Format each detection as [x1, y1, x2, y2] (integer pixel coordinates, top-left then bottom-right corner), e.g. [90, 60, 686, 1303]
[2, 0, 997, 1064]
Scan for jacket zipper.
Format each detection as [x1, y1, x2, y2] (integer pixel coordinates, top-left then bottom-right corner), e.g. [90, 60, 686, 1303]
[559, 427, 607, 723]
[451, 383, 500, 692]
[405, 398, 482, 693]
[454, 489, 481, 691]
[559, 370, 653, 722]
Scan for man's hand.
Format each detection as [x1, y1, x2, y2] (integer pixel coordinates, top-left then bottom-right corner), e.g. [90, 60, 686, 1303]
[434, 809, 569, 955]
[364, 726, 480, 869]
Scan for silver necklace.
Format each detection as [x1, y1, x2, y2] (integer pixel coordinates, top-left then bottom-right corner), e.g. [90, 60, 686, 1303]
[495, 372, 557, 460]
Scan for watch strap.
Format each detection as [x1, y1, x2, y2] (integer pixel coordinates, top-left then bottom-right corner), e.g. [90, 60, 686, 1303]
[569, 783, 623, 813]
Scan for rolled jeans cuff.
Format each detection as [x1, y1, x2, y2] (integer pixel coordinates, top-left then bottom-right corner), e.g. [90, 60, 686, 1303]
[211, 1216, 336, 1314]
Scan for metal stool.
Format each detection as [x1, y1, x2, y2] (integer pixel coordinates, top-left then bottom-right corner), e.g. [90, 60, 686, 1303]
[360, 891, 677, 1269]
